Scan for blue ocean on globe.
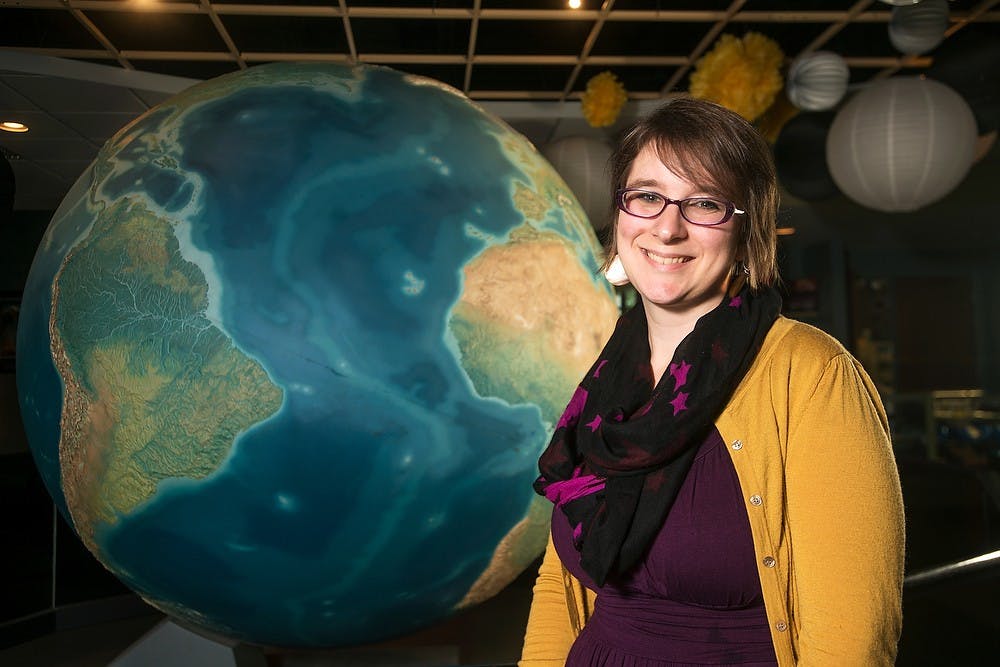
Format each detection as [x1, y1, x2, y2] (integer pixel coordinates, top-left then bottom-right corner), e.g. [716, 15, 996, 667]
[17, 62, 618, 647]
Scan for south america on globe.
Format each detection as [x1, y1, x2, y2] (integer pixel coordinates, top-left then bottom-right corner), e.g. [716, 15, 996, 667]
[16, 62, 618, 648]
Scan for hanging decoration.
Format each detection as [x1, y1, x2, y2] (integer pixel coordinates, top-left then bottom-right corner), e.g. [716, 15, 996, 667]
[786, 51, 849, 112]
[889, 0, 949, 55]
[927, 28, 1000, 135]
[754, 91, 799, 145]
[688, 32, 784, 122]
[580, 71, 628, 128]
[774, 112, 839, 202]
[541, 135, 614, 233]
[826, 77, 977, 212]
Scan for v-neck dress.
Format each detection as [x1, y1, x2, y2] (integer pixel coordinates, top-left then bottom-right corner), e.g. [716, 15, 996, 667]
[551, 427, 779, 666]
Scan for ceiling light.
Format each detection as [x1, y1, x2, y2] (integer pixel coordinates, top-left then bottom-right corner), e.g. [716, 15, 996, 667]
[568, 0, 582, 9]
[0, 121, 29, 133]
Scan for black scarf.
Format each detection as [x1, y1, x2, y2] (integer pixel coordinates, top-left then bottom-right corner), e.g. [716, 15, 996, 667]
[534, 284, 782, 586]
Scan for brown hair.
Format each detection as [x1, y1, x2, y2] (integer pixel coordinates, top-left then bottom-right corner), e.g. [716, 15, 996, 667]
[601, 97, 779, 290]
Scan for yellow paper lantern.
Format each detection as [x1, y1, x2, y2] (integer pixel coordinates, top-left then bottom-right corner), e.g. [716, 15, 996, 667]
[580, 71, 628, 128]
[688, 32, 784, 122]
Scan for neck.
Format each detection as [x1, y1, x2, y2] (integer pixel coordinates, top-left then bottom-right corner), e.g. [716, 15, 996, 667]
[643, 296, 724, 385]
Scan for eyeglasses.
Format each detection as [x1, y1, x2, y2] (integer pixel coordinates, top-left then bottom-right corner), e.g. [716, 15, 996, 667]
[615, 188, 744, 226]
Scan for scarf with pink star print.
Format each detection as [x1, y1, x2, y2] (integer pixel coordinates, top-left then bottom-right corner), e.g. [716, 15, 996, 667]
[534, 283, 782, 586]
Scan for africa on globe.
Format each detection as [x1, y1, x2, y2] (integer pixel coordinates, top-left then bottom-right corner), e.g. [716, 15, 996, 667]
[17, 62, 618, 647]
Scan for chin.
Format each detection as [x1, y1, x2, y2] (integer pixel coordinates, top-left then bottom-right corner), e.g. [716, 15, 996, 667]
[638, 287, 726, 313]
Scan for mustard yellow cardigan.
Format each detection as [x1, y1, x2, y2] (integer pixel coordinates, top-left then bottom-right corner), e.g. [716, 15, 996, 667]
[519, 317, 905, 666]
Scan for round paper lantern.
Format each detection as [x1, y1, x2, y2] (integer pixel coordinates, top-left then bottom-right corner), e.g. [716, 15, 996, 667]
[786, 51, 850, 112]
[826, 77, 977, 212]
[775, 112, 839, 201]
[889, 0, 949, 55]
[541, 135, 614, 231]
[927, 27, 1000, 133]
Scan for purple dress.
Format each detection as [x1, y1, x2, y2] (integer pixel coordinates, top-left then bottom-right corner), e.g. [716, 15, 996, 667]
[551, 428, 778, 666]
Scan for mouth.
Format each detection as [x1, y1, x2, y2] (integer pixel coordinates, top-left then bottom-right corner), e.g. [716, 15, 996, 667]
[642, 249, 692, 266]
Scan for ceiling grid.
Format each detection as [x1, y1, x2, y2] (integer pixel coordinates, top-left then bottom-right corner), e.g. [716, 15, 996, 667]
[0, 0, 996, 210]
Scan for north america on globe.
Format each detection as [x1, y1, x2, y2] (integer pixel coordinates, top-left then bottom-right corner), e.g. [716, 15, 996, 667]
[18, 62, 618, 647]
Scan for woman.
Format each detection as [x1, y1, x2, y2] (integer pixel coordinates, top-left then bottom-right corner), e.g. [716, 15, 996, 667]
[520, 98, 904, 666]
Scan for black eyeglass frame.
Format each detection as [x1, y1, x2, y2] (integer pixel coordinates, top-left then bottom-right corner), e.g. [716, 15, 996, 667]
[615, 188, 745, 226]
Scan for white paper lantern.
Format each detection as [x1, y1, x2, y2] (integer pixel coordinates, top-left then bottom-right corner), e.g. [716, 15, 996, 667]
[541, 135, 614, 231]
[826, 77, 978, 213]
[889, 0, 949, 55]
[787, 51, 850, 111]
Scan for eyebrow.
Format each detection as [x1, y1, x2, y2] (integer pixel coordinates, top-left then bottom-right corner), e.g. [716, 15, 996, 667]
[624, 180, 720, 198]
[624, 178, 660, 190]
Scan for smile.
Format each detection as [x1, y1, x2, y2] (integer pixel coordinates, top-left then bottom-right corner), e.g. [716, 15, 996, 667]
[643, 249, 691, 266]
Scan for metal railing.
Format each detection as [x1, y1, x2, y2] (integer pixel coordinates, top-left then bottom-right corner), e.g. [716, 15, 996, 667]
[903, 549, 1000, 590]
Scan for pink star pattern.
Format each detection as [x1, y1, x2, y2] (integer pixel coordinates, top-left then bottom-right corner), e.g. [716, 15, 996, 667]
[586, 414, 603, 432]
[711, 339, 729, 364]
[669, 392, 689, 416]
[593, 359, 609, 378]
[729, 295, 742, 308]
[556, 387, 589, 430]
[669, 360, 691, 389]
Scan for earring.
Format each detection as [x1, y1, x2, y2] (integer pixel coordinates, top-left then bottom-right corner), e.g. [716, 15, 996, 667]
[604, 255, 630, 286]
[742, 262, 751, 276]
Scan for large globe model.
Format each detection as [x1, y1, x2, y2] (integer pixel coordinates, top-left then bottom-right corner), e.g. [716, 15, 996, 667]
[17, 63, 618, 647]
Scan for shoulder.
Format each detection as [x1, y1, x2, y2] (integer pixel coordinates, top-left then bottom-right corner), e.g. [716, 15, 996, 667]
[742, 317, 881, 411]
[756, 316, 853, 374]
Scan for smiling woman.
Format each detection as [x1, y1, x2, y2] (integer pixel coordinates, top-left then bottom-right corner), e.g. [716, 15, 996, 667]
[520, 97, 906, 667]
[611, 145, 742, 345]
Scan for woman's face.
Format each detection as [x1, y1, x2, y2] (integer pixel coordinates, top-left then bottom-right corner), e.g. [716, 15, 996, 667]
[615, 145, 740, 319]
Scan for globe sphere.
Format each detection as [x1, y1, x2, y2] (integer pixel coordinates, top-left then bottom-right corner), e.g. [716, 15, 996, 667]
[825, 77, 977, 212]
[16, 62, 618, 648]
[786, 51, 849, 112]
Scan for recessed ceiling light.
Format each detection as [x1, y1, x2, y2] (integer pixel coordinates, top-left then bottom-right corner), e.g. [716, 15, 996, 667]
[0, 121, 29, 133]
[568, 0, 582, 9]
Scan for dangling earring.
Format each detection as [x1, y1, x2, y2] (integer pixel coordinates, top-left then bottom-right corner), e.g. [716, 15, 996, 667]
[604, 255, 630, 286]
[742, 261, 751, 277]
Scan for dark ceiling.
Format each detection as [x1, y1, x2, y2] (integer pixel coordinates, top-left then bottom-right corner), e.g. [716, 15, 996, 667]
[3, 0, 998, 98]
[0, 0, 997, 211]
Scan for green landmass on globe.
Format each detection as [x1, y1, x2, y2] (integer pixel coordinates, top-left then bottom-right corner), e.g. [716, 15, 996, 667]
[17, 61, 618, 647]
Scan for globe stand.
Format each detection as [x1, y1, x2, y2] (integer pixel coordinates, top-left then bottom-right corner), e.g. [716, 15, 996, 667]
[110, 618, 461, 666]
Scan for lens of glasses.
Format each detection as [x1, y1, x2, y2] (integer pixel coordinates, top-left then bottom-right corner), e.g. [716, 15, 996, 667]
[620, 190, 667, 217]
[619, 190, 734, 225]
[680, 198, 731, 224]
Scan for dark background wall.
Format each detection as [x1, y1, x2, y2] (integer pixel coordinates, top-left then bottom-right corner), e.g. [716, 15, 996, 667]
[0, 135, 997, 662]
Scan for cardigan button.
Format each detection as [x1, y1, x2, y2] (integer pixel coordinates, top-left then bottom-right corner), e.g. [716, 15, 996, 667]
[763, 556, 776, 568]
[776, 621, 788, 632]
[749, 494, 763, 506]
[731, 440, 743, 450]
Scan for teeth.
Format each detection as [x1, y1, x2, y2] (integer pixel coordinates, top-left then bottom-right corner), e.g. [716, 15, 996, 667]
[644, 251, 689, 265]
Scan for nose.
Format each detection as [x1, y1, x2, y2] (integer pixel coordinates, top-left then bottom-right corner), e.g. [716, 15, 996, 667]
[650, 201, 687, 241]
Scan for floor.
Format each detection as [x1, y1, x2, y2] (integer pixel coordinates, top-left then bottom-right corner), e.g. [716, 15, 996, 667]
[4, 542, 1000, 665]
[0, 565, 536, 667]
